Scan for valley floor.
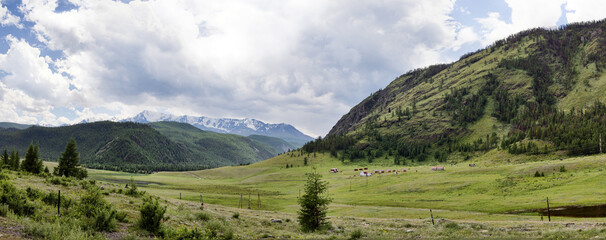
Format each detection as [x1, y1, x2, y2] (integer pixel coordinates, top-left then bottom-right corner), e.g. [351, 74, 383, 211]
[34, 150, 601, 239]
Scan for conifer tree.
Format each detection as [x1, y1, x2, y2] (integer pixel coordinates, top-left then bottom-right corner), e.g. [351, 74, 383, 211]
[10, 149, 20, 171]
[56, 138, 86, 178]
[1, 149, 8, 166]
[22, 143, 43, 174]
[297, 170, 332, 232]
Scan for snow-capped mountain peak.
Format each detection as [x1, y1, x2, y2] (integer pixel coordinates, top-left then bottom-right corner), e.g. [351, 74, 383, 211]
[122, 111, 314, 147]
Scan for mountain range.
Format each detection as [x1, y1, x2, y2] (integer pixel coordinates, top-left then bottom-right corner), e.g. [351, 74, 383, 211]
[121, 110, 313, 147]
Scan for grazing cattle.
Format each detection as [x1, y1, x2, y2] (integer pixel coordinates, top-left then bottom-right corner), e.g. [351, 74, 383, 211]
[360, 171, 371, 177]
[364, 168, 368, 170]
[374, 170, 379, 173]
[431, 166, 445, 171]
[469, 164, 476, 167]
[329, 168, 339, 173]
[354, 169, 358, 171]
[380, 170, 385, 173]
[402, 169, 407, 172]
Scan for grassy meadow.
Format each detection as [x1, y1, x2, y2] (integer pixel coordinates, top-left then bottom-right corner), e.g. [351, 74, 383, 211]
[0, 151, 596, 239]
[84, 150, 606, 222]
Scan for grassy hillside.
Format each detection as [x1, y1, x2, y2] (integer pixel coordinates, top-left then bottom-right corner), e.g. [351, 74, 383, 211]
[247, 134, 297, 153]
[308, 20, 606, 165]
[149, 121, 279, 166]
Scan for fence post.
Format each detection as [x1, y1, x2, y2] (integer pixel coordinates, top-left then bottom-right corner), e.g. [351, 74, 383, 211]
[248, 193, 251, 209]
[58, 190, 60, 216]
[546, 197, 551, 222]
[430, 209, 435, 225]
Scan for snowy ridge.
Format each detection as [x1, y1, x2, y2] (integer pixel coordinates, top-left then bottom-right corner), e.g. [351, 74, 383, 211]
[122, 110, 314, 147]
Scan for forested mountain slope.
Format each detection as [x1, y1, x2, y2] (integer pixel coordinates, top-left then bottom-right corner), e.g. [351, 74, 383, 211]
[0, 121, 281, 172]
[305, 20, 606, 163]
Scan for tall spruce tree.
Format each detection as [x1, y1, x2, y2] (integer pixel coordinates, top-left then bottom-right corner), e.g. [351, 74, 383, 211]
[10, 150, 20, 171]
[297, 170, 332, 232]
[22, 143, 43, 174]
[1, 149, 8, 166]
[56, 138, 84, 178]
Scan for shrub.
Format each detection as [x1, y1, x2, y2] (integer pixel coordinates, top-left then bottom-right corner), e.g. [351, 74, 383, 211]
[0, 204, 10, 217]
[196, 211, 212, 222]
[138, 196, 167, 234]
[22, 218, 104, 240]
[115, 211, 128, 223]
[560, 165, 567, 172]
[349, 229, 363, 240]
[26, 187, 43, 200]
[444, 222, 462, 230]
[78, 187, 117, 232]
[0, 180, 35, 216]
[231, 212, 239, 219]
[125, 177, 140, 196]
[205, 220, 233, 240]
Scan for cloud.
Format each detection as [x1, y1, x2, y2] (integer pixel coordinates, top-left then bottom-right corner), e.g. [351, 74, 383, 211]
[565, 0, 606, 23]
[475, 0, 566, 45]
[5, 0, 475, 136]
[0, 2, 22, 28]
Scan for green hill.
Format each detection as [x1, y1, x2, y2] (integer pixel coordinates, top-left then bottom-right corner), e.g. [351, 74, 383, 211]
[246, 134, 297, 153]
[0, 121, 281, 173]
[0, 122, 32, 130]
[148, 121, 279, 166]
[0, 121, 194, 172]
[305, 20, 606, 163]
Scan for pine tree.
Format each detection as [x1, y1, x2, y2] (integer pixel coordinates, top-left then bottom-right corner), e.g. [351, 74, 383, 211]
[22, 143, 43, 174]
[56, 138, 86, 178]
[10, 150, 20, 171]
[297, 171, 332, 232]
[1, 149, 8, 166]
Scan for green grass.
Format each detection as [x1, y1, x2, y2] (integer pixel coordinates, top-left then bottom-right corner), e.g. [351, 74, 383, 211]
[86, 151, 606, 222]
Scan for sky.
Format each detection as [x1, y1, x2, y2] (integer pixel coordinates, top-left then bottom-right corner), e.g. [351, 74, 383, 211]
[0, 0, 605, 137]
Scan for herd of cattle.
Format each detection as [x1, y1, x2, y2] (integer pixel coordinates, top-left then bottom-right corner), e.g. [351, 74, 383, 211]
[329, 163, 477, 176]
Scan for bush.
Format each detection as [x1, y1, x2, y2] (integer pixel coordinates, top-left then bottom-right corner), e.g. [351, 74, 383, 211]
[231, 212, 239, 219]
[138, 196, 167, 234]
[78, 187, 117, 232]
[205, 220, 233, 240]
[444, 222, 462, 230]
[115, 211, 128, 223]
[22, 218, 104, 240]
[26, 187, 43, 200]
[349, 229, 363, 240]
[0, 203, 10, 217]
[125, 177, 140, 196]
[0, 180, 35, 216]
[195, 211, 212, 222]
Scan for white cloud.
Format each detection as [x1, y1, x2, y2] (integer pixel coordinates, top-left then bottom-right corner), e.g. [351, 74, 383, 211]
[475, 0, 566, 46]
[565, 0, 606, 23]
[0, 2, 22, 28]
[5, 0, 473, 136]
